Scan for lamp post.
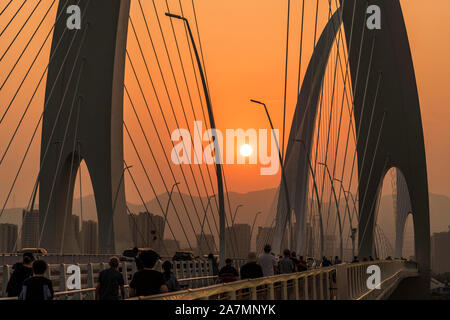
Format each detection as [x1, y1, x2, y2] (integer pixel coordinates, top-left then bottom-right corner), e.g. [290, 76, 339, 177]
[334, 179, 355, 261]
[109, 164, 133, 253]
[318, 163, 343, 259]
[250, 211, 262, 249]
[166, 12, 226, 267]
[232, 204, 243, 225]
[345, 191, 358, 223]
[345, 190, 358, 259]
[333, 179, 353, 227]
[199, 195, 216, 254]
[250, 99, 293, 251]
[295, 139, 324, 258]
[163, 182, 180, 233]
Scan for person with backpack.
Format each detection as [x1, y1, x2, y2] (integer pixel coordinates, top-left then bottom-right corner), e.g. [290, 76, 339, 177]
[6, 253, 34, 297]
[19, 260, 54, 300]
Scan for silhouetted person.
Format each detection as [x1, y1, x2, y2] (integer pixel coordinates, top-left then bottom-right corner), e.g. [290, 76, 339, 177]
[219, 258, 239, 283]
[352, 256, 359, 263]
[208, 253, 219, 276]
[19, 260, 53, 300]
[96, 257, 125, 300]
[240, 252, 263, 280]
[363, 257, 368, 262]
[334, 256, 342, 265]
[129, 250, 168, 297]
[278, 249, 295, 274]
[321, 256, 332, 267]
[369, 256, 374, 261]
[298, 256, 308, 271]
[290, 252, 300, 272]
[257, 244, 277, 276]
[162, 260, 180, 292]
[6, 253, 34, 297]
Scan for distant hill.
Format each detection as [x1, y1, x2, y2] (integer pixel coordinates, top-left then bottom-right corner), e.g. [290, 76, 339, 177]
[1, 188, 449, 250]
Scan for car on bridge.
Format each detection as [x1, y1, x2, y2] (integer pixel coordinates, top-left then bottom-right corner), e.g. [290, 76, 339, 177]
[172, 251, 195, 261]
[16, 248, 48, 255]
[119, 247, 158, 262]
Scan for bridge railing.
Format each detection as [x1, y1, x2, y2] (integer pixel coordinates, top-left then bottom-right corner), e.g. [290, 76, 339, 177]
[0, 254, 113, 265]
[131, 260, 418, 301]
[344, 260, 419, 300]
[130, 267, 337, 300]
[0, 258, 247, 297]
[1, 260, 417, 300]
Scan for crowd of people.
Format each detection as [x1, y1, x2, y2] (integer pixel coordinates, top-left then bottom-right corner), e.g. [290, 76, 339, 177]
[213, 244, 344, 284]
[5, 245, 355, 300]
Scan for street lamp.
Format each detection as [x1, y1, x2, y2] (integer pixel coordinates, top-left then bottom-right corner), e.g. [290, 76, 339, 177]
[333, 179, 353, 227]
[232, 204, 243, 225]
[333, 179, 356, 261]
[250, 99, 293, 251]
[163, 182, 180, 232]
[345, 191, 358, 223]
[250, 211, 262, 248]
[318, 162, 343, 259]
[166, 12, 226, 267]
[295, 139, 324, 258]
[199, 195, 216, 254]
[108, 164, 133, 253]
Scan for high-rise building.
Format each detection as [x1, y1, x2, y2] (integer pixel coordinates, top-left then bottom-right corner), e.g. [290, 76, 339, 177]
[72, 215, 81, 250]
[324, 235, 337, 258]
[162, 239, 180, 257]
[128, 212, 165, 252]
[22, 210, 39, 249]
[256, 226, 288, 254]
[256, 226, 274, 254]
[431, 227, 450, 274]
[0, 223, 18, 253]
[305, 222, 314, 257]
[81, 220, 98, 254]
[225, 224, 251, 259]
[196, 234, 216, 256]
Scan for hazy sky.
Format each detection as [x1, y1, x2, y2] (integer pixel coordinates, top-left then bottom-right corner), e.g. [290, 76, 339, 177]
[0, 0, 449, 210]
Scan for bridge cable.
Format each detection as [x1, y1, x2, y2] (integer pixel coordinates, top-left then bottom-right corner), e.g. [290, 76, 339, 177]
[0, 0, 13, 16]
[0, 0, 44, 62]
[123, 160, 172, 255]
[145, 0, 226, 254]
[0, 0, 26, 38]
[170, 0, 240, 258]
[134, 3, 225, 253]
[123, 118, 192, 252]
[0, 2, 86, 219]
[124, 49, 217, 253]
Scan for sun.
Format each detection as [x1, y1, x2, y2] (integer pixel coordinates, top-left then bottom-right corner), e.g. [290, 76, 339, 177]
[240, 144, 253, 157]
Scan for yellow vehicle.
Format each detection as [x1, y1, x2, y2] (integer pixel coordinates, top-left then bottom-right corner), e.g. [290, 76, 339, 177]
[16, 248, 48, 255]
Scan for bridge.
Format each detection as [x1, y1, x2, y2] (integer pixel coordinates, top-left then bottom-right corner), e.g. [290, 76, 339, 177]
[0, 259, 418, 300]
[0, 0, 430, 300]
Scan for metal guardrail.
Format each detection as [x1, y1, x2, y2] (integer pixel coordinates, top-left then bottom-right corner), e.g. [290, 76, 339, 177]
[0, 260, 418, 300]
[0, 258, 247, 298]
[0, 275, 219, 301]
[131, 260, 419, 301]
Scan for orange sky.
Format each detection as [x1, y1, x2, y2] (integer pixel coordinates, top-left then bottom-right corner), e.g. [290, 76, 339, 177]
[0, 0, 449, 210]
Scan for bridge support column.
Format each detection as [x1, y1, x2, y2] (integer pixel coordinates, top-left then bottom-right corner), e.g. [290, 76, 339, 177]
[40, 0, 132, 254]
